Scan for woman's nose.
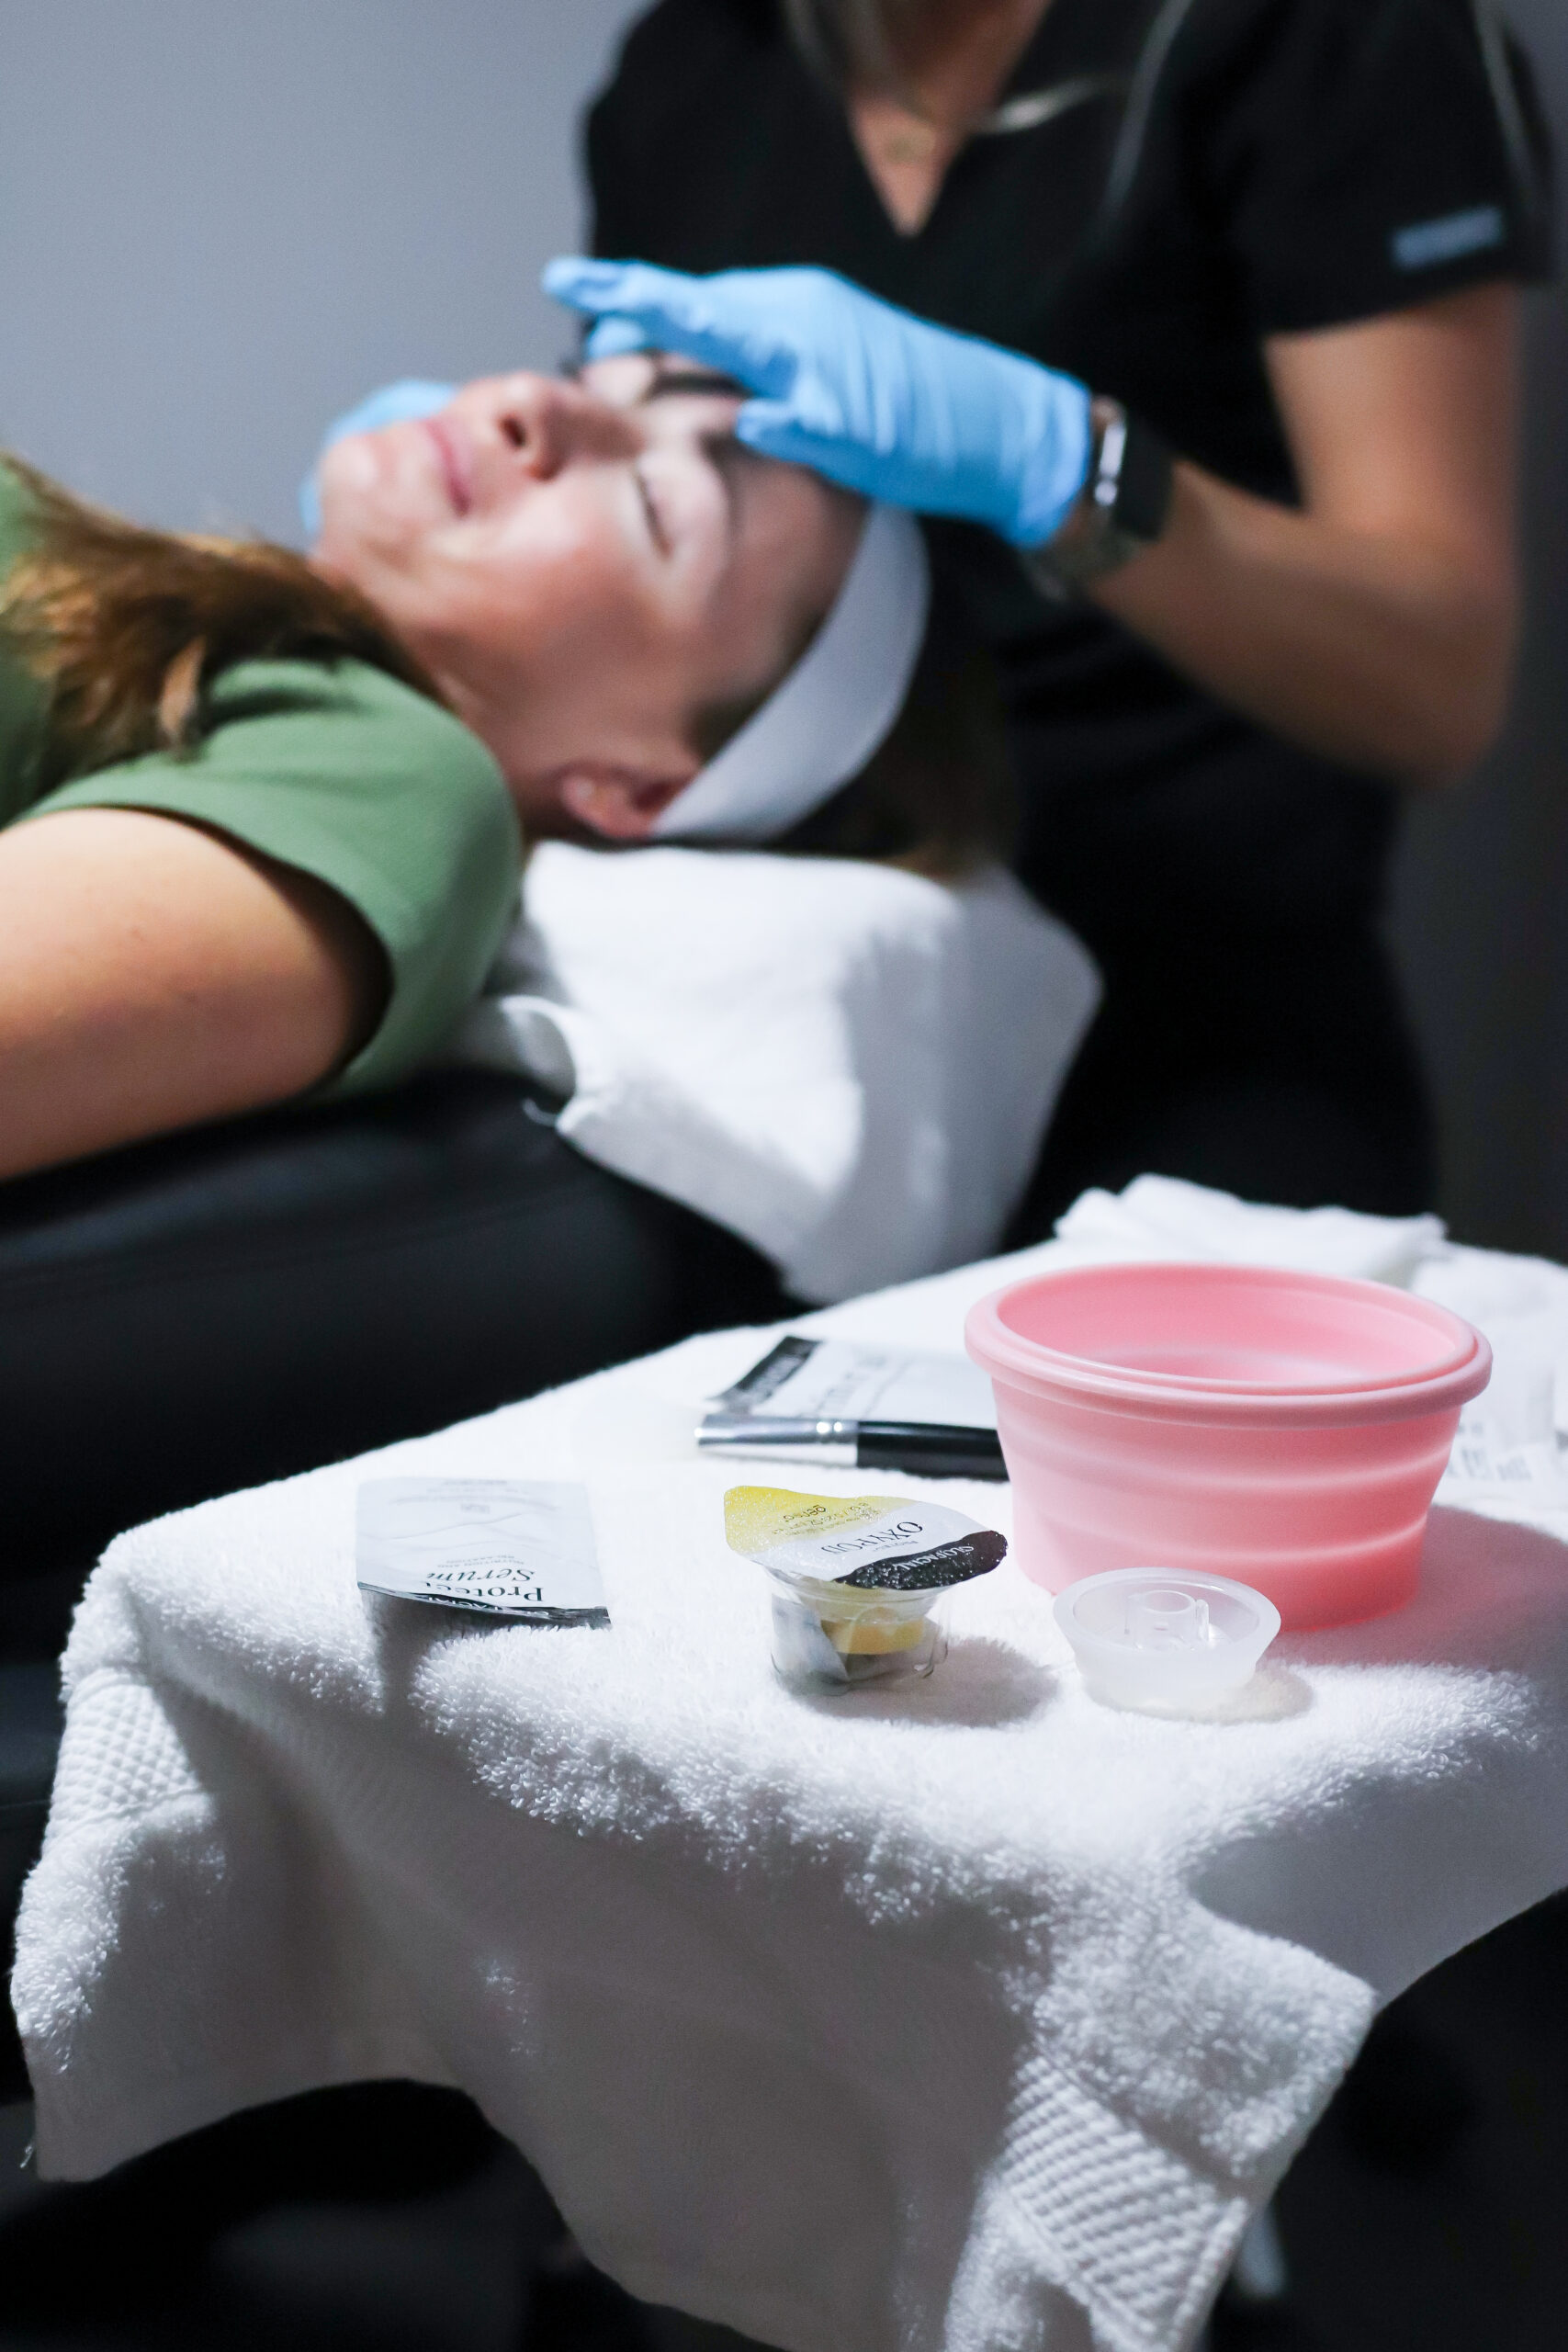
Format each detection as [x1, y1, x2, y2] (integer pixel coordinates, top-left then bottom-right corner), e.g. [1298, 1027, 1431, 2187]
[491, 378, 637, 477]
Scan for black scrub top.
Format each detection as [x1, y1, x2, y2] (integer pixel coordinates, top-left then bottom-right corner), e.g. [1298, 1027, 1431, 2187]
[587, 0, 1552, 1218]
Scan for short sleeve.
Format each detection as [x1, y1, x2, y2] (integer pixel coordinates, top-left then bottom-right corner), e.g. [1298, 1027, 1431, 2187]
[1206, 0, 1553, 335]
[20, 657, 523, 1096]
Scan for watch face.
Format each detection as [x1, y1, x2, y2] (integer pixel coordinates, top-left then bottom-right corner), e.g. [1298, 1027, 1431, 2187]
[1022, 401, 1171, 596]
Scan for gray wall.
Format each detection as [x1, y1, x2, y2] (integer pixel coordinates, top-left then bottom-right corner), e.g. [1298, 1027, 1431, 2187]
[1391, 0, 1568, 1259]
[2, 0, 1563, 1255]
[0, 0, 642, 542]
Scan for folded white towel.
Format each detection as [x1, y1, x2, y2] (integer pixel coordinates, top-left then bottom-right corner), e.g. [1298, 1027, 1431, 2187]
[1055, 1172, 1450, 1286]
[17, 1180, 1568, 2352]
[451, 843, 1100, 1303]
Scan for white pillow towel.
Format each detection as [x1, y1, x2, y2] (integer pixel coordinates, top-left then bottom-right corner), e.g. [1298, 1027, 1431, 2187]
[451, 842, 1099, 1304]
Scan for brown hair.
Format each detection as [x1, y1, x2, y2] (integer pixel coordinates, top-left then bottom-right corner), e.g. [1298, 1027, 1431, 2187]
[0, 458, 443, 797]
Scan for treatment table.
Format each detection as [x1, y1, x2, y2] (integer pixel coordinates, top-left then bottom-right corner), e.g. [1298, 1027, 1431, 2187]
[14, 1181, 1568, 2352]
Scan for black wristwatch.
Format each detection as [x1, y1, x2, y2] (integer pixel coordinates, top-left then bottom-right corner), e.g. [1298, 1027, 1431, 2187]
[1021, 396, 1174, 601]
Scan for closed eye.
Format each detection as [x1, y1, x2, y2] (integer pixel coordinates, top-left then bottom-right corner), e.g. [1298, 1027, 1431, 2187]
[634, 464, 671, 555]
[640, 368, 747, 400]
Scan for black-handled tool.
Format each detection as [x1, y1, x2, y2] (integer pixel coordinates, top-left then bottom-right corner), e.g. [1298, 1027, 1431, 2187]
[696, 1416, 1006, 1481]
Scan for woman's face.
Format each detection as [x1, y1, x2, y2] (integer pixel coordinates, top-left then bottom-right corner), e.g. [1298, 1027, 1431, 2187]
[311, 356, 863, 836]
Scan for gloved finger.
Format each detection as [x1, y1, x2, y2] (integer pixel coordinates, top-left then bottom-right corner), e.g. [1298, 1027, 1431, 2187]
[583, 316, 655, 359]
[733, 402, 891, 503]
[543, 257, 793, 395]
[543, 255, 637, 306]
[299, 379, 457, 541]
[543, 255, 695, 317]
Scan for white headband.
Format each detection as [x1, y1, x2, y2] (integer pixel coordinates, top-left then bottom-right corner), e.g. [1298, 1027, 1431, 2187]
[651, 503, 931, 843]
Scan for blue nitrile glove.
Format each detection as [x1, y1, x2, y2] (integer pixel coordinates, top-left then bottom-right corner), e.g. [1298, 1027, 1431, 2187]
[544, 257, 1092, 548]
[298, 379, 456, 539]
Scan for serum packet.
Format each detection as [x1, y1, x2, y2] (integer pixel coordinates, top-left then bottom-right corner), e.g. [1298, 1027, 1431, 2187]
[357, 1478, 608, 1623]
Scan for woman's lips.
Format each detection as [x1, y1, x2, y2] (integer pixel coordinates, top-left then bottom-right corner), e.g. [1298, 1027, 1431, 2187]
[423, 416, 472, 514]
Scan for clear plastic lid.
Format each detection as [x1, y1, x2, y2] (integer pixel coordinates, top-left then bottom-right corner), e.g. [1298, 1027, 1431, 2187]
[1053, 1567, 1280, 1714]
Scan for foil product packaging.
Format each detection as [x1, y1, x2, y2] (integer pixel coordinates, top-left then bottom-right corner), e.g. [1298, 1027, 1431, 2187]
[356, 1477, 607, 1623]
[711, 1334, 997, 1431]
[724, 1485, 1007, 1692]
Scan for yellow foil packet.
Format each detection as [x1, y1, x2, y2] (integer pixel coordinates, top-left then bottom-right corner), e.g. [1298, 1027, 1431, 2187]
[724, 1486, 1006, 1591]
[725, 1486, 1006, 1692]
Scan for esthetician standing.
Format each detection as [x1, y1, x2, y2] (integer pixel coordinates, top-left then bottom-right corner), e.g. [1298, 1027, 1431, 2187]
[568, 0, 1551, 1224]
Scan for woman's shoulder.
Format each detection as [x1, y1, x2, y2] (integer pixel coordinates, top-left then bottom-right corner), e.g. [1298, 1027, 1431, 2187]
[202, 651, 503, 788]
[35, 645, 519, 895]
[32, 646, 522, 1098]
[96, 650, 519, 904]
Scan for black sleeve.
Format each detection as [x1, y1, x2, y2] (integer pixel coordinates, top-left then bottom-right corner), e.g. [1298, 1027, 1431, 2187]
[1201, 0, 1553, 334]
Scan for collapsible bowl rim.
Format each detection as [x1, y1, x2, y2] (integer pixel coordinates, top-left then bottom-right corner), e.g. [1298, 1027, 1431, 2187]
[967, 1261, 1491, 1425]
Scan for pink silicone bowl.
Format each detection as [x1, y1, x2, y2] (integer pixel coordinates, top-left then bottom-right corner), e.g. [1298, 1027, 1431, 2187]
[964, 1262, 1491, 1630]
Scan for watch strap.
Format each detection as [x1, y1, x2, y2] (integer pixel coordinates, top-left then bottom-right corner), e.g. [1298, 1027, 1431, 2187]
[1021, 398, 1173, 599]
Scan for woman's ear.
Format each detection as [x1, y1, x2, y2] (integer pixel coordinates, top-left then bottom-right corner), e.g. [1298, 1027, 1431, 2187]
[555, 766, 694, 841]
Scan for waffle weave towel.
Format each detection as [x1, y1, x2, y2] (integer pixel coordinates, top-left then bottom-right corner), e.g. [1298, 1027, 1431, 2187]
[16, 1181, 1568, 2352]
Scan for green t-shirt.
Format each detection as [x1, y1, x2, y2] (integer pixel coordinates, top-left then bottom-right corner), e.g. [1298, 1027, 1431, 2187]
[0, 463, 522, 1096]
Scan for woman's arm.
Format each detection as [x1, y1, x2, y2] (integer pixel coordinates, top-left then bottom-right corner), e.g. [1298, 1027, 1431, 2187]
[1092, 285, 1522, 785]
[0, 807, 385, 1180]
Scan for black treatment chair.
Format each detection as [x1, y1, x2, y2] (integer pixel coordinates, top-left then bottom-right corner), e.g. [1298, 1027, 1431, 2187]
[0, 1068, 789, 2099]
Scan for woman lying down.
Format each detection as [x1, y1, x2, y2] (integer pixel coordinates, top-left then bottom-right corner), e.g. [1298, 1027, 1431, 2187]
[0, 355, 1093, 1294]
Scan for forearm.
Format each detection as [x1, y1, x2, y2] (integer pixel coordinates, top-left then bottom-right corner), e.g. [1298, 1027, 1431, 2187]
[1090, 458, 1517, 785]
[1091, 289, 1522, 784]
[0, 808, 385, 1181]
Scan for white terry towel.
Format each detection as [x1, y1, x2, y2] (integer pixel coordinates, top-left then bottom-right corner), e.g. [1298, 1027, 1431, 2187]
[16, 1179, 1568, 2352]
[1054, 1171, 1450, 1285]
[450, 842, 1100, 1303]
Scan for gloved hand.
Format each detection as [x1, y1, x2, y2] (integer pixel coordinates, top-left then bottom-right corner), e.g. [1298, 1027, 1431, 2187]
[544, 257, 1092, 548]
[298, 379, 456, 539]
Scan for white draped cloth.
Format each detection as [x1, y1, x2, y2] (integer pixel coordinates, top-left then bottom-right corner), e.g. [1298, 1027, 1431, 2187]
[15, 1179, 1568, 2352]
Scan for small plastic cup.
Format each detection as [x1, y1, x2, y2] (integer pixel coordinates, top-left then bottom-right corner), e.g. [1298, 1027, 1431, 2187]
[765, 1568, 947, 1694]
[1054, 1567, 1280, 1713]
